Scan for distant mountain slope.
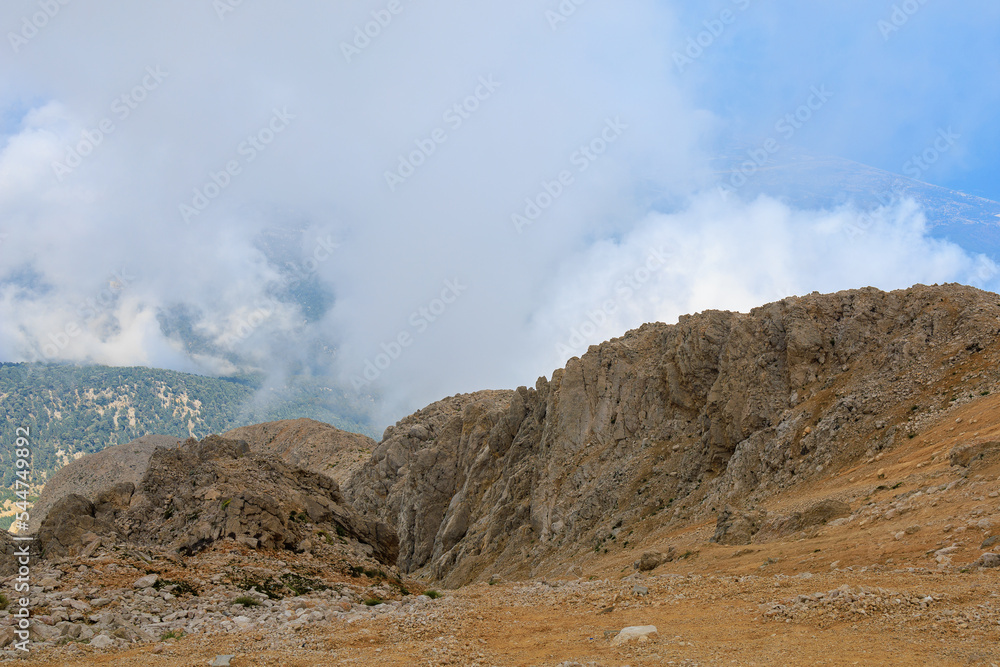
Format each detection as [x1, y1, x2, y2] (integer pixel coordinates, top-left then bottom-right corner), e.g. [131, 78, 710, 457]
[713, 147, 1000, 259]
[0, 363, 377, 524]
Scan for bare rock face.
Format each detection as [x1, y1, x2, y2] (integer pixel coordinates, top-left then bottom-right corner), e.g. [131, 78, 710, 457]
[36, 495, 117, 559]
[344, 391, 515, 573]
[28, 434, 182, 533]
[711, 499, 851, 545]
[711, 507, 767, 546]
[0, 528, 40, 576]
[344, 284, 1000, 585]
[949, 440, 1000, 468]
[37, 435, 398, 565]
[223, 418, 376, 487]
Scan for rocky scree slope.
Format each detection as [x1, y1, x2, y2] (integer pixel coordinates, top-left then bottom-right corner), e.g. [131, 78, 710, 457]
[37, 435, 398, 565]
[343, 284, 1000, 586]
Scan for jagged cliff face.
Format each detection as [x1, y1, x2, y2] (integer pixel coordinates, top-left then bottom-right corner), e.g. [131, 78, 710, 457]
[344, 284, 1000, 586]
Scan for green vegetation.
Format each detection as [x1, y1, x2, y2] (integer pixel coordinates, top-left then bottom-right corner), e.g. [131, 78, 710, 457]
[348, 564, 388, 580]
[153, 578, 198, 596]
[225, 568, 329, 599]
[233, 595, 261, 607]
[280, 573, 328, 596]
[425, 590, 442, 600]
[363, 597, 383, 606]
[160, 630, 184, 640]
[0, 362, 377, 492]
[0, 593, 8, 610]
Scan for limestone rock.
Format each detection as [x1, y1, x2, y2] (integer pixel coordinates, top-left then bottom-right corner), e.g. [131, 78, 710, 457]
[974, 553, 1000, 568]
[36, 494, 119, 558]
[343, 284, 1000, 585]
[223, 418, 376, 487]
[949, 440, 1000, 468]
[611, 625, 658, 646]
[712, 507, 767, 545]
[39, 435, 398, 566]
[29, 434, 182, 532]
[634, 549, 675, 571]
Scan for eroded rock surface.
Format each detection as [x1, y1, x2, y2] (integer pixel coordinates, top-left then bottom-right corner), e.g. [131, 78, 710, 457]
[344, 284, 1000, 585]
[37, 436, 398, 565]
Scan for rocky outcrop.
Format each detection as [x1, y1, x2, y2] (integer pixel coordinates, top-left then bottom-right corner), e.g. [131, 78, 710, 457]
[344, 391, 514, 573]
[35, 495, 117, 559]
[949, 440, 1000, 468]
[633, 549, 676, 571]
[711, 499, 851, 545]
[223, 418, 376, 487]
[711, 507, 768, 546]
[344, 284, 1000, 585]
[28, 434, 182, 533]
[37, 436, 398, 565]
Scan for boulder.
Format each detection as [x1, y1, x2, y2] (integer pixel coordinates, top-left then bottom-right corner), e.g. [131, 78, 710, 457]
[634, 549, 675, 571]
[949, 440, 1000, 468]
[611, 625, 658, 646]
[36, 494, 118, 558]
[973, 553, 1000, 569]
[711, 507, 767, 545]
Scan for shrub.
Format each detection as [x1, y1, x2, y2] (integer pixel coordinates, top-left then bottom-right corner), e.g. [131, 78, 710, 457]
[233, 595, 260, 607]
[153, 578, 198, 596]
[425, 590, 442, 600]
[363, 597, 383, 606]
[281, 573, 328, 596]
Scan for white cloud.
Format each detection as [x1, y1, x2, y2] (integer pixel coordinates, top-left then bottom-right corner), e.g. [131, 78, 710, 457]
[0, 1, 996, 426]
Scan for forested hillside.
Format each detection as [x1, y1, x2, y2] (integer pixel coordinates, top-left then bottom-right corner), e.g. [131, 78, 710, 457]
[0, 363, 376, 519]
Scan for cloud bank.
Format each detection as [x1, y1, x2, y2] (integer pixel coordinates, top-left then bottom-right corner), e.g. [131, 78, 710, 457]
[0, 1, 997, 425]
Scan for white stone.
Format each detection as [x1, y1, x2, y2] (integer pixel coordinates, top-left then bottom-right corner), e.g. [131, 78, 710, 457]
[611, 625, 658, 646]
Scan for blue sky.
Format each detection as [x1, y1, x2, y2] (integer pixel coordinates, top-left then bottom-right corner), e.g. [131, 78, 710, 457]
[0, 1, 997, 422]
[674, 1, 1000, 200]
